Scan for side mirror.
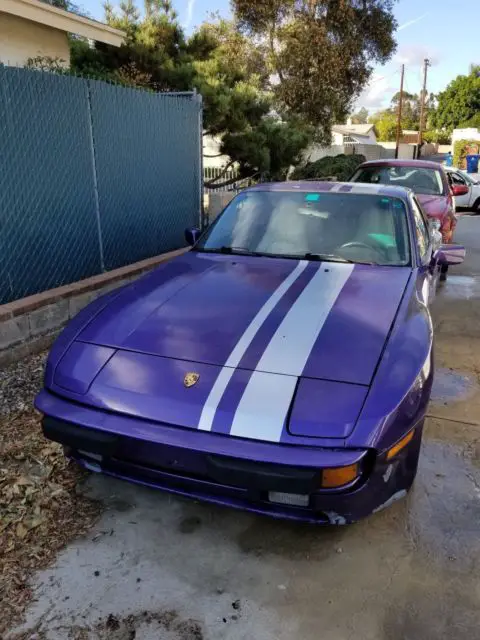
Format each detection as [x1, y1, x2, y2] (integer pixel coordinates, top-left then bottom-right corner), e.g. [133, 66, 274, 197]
[185, 227, 201, 246]
[451, 184, 469, 196]
[436, 244, 466, 266]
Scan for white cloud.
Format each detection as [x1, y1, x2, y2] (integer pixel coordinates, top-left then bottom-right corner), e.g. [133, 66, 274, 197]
[395, 44, 440, 68]
[355, 72, 399, 111]
[398, 13, 429, 32]
[183, 0, 195, 29]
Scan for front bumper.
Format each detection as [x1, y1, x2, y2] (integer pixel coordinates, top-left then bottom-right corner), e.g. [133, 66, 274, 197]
[36, 390, 421, 524]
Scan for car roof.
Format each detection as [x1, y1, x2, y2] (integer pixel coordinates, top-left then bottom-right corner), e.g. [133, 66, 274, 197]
[244, 181, 412, 199]
[357, 158, 444, 170]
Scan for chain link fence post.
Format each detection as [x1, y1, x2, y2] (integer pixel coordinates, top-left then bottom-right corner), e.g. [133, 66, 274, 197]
[86, 78, 105, 272]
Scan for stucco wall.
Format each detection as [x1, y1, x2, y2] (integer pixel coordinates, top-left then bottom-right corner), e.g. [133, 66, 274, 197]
[203, 134, 232, 169]
[452, 128, 480, 146]
[0, 12, 70, 66]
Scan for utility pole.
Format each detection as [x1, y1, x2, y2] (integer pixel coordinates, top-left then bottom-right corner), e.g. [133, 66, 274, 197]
[395, 64, 405, 159]
[417, 58, 430, 150]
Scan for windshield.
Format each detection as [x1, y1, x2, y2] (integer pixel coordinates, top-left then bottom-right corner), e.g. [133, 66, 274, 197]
[197, 190, 411, 266]
[352, 165, 445, 196]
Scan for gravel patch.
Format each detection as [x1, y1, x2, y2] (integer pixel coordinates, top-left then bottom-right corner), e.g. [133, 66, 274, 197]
[0, 352, 46, 418]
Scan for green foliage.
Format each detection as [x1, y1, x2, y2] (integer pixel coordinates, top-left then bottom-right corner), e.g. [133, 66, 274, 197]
[222, 116, 314, 182]
[189, 19, 271, 137]
[459, 112, 480, 129]
[369, 110, 397, 141]
[390, 91, 421, 130]
[431, 68, 480, 132]
[72, 1, 196, 91]
[351, 107, 369, 124]
[42, 0, 87, 16]
[291, 154, 366, 182]
[67, 0, 396, 183]
[422, 130, 451, 145]
[233, 0, 397, 143]
[370, 91, 438, 136]
[453, 139, 480, 170]
[25, 56, 69, 73]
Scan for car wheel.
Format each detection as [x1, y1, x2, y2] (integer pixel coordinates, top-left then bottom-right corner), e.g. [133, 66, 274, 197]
[473, 197, 480, 213]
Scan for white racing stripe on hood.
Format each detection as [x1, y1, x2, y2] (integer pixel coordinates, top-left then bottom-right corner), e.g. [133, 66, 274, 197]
[198, 260, 308, 431]
[230, 262, 354, 441]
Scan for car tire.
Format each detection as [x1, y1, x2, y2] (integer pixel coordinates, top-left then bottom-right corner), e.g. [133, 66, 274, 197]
[473, 197, 480, 213]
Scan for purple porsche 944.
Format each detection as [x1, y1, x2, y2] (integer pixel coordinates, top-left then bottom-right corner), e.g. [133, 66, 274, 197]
[35, 182, 466, 524]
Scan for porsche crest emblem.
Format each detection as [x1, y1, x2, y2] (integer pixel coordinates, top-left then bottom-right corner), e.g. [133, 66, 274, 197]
[184, 372, 200, 388]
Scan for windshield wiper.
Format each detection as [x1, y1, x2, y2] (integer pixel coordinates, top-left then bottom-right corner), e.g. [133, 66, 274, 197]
[197, 247, 377, 265]
[303, 253, 377, 266]
[303, 253, 353, 263]
[196, 246, 263, 256]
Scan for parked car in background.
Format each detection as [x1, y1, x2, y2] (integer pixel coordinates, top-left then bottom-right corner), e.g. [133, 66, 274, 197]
[445, 166, 480, 212]
[350, 159, 463, 243]
[35, 182, 465, 524]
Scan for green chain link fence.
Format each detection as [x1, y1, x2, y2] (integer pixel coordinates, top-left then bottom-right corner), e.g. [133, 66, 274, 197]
[0, 66, 202, 304]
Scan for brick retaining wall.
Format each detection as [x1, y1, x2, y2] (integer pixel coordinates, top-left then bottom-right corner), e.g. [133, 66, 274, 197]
[0, 248, 187, 367]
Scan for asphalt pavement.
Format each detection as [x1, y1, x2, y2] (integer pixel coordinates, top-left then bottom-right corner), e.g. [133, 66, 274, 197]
[10, 215, 480, 640]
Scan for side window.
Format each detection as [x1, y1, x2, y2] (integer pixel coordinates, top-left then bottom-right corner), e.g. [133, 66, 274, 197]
[449, 172, 467, 186]
[411, 197, 430, 261]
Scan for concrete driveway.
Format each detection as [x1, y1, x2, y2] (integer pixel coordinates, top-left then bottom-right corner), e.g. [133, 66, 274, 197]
[11, 216, 480, 640]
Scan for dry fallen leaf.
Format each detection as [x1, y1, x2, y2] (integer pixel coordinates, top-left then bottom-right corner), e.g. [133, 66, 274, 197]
[0, 409, 102, 635]
[15, 522, 28, 539]
[15, 476, 35, 487]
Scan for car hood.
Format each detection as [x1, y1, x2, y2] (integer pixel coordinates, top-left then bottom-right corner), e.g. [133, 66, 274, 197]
[77, 252, 411, 386]
[416, 193, 448, 219]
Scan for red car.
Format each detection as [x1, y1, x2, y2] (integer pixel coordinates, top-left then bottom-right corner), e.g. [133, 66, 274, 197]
[350, 159, 467, 244]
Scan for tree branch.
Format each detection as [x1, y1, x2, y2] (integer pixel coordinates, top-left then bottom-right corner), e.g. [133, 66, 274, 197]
[204, 160, 236, 187]
[269, 23, 284, 83]
[205, 173, 255, 189]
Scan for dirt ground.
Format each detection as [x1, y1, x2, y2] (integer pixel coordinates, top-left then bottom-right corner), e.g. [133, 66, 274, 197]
[3, 215, 480, 640]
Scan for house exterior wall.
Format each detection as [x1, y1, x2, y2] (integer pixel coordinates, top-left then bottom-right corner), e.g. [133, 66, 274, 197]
[332, 132, 344, 146]
[452, 128, 480, 146]
[203, 134, 232, 169]
[332, 129, 377, 146]
[0, 12, 70, 66]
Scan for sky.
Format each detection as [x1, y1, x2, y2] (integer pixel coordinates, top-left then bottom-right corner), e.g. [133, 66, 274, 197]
[82, 0, 480, 113]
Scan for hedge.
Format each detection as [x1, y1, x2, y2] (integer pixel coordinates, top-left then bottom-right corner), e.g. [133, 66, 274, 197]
[453, 139, 480, 169]
[291, 154, 366, 182]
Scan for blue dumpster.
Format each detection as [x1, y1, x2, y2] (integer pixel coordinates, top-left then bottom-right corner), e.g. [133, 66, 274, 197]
[466, 154, 480, 173]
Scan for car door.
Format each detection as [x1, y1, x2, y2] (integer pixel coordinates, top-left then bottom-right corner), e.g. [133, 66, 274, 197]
[411, 195, 437, 305]
[448, 170, 472, 208]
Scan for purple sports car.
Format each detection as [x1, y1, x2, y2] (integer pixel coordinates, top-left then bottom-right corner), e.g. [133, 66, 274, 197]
[35, 182, 465, 524]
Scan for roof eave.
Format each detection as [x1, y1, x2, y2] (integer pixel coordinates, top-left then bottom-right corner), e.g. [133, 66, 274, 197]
[0, 0, 125, 47]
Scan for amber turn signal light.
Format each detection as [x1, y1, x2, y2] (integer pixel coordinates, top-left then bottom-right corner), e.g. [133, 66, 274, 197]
[322, 463, 359, 488]
[386, 429, 415, 461]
